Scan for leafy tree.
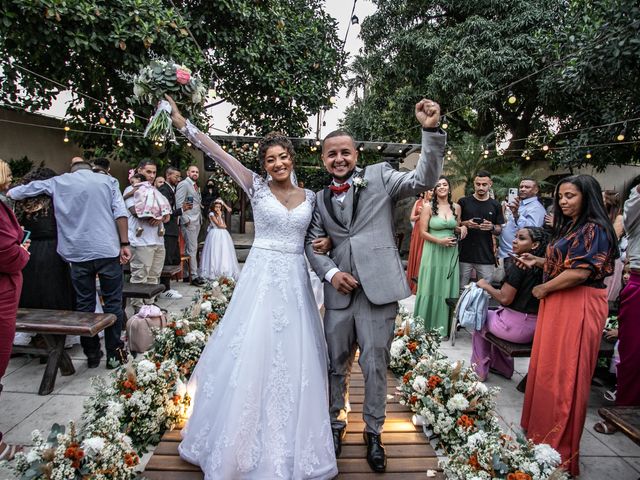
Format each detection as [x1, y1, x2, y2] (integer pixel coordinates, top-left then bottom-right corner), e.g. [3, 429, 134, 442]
[341, 0, 639, 171]
[0, 0, 343, 166]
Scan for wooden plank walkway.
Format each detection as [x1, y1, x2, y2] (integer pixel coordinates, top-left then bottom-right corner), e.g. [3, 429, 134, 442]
[144, 364, 444, 479]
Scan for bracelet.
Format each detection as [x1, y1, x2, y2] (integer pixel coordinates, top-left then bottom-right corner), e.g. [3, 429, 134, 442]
[120, 242, 130, 246]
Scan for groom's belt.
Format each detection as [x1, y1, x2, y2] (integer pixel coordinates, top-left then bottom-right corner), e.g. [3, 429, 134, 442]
[253, 238, 303, 255]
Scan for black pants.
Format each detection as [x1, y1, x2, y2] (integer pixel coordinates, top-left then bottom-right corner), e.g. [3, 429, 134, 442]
[69, 257, 124, 359]
[161, 235, 181, 290]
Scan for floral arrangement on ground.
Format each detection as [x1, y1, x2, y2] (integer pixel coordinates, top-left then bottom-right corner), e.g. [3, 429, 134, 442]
[3, 277, 235, 480]
[391, 312, 569, 480]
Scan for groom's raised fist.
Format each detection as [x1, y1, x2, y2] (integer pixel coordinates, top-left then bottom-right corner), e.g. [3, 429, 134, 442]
[415, 99, 440, 129]
[331, 272, 359, 295]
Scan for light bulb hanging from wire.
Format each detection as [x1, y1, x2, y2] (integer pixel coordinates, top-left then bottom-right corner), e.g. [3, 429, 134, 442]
[63, 133, 69, 143]
[616, 121, 627, 141]
[507, 91, 517, 105]
[586, 150, 592, 159]
[441, 115, 448, 130]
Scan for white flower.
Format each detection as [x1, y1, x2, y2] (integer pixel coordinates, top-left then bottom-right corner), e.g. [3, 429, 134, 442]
[446, 393, 469, 412]
[353, 176, 368, 190]
[133, 83, 145, 97]
[534, 443, 561, 466]
[200, 301, 212, 313]
[390, 339, 405, 358]
[183, 331, 204, 344]
[472, 381, 488, 394]
[82, 437, 106, 456]
[106, 400, 124, 418]
[137, 359, 156, 373]
[466, 431, 487, 448]
[191, 91, 202, 104]
[412, 375, 428, 394]
[25, 449, 40, 463]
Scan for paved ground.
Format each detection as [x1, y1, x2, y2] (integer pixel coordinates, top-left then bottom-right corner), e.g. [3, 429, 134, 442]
[1, 268, 638, 479]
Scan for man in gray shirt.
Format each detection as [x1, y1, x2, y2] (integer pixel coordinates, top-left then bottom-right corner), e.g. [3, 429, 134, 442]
[8, 162, 132, 369]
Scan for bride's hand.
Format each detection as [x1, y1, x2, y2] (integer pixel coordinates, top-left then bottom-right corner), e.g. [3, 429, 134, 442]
[164, 94, 187, 130]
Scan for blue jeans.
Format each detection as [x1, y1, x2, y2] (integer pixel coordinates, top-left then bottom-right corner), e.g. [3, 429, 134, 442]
[69, 257, 124, 359]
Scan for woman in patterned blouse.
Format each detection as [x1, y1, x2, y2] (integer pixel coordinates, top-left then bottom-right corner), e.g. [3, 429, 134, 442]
[514, 174, 618, 477]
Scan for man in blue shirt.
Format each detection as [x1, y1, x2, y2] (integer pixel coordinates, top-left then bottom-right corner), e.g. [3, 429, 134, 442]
[496, 178, 546, 280]
[8, 162, 131, 369]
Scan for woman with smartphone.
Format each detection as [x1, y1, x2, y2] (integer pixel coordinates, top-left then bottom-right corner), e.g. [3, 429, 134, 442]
[471, 227, 548, 381]
[0, 159, 30, 461]
[414, 176, 466, 334]
[516, 175, 617, 477]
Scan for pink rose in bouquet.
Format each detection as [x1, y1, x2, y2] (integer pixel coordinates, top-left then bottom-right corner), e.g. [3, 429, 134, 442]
[176, 68, 191, 85]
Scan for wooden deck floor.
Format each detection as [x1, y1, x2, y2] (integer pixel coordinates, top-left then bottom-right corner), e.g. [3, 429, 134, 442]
[143, 364, 444, 479]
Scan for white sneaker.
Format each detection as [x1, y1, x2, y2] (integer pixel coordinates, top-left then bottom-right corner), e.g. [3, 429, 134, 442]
[159, 289, 183, 299]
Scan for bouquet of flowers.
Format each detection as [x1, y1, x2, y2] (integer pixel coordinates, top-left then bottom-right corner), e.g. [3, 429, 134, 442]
[131, 57, 207, 142]
[397, 356, 501, 450]
[444, 429, 569, 479]
[389, 308, 443, 376]
[9, 420, 139, 480]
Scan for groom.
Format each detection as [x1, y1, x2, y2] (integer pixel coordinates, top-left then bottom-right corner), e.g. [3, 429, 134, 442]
[305, 99, 445, 472]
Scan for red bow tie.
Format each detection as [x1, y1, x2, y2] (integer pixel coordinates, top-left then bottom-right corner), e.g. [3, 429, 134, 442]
[329, 183, 350, 195]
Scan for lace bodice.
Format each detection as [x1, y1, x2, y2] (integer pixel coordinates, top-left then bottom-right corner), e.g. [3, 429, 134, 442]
[181, 120, 314, 254]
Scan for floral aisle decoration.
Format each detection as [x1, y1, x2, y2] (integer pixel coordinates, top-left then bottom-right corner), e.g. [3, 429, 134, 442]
[4, 277, 236, 480]
[391, 310, 567, 479]
[129, 57, 207, 142]
[398, 356, 501, 450]
[389, 308, 443, 376]
[444, 430, 568, 479]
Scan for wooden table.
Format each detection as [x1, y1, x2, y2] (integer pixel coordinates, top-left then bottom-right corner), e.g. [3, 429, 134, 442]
[14, 309, 116, 395]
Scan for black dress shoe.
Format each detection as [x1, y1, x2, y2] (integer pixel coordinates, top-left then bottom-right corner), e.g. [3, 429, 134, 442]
[191, 277, 206, 287]
[332, 427, 346, 458]
[87, 350, 104, 369]
[363, 431, 386, 473]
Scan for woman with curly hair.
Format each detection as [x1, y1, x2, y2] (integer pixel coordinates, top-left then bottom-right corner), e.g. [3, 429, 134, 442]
[414, 176, 467, 333]
[471, 226, 548, 381]
[14, 168, 76, 313]
[516, 175, 617, 477]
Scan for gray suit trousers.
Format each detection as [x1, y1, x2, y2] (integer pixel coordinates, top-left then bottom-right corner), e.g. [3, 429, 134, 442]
[324, 289, 397, 434]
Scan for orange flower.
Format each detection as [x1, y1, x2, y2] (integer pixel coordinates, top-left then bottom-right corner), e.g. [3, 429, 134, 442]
[402, 372, 412, 384]
[407, 341, 419, 352]
[175, 329, 185, 336]
[507, 472, 532, 480]
[409, 395, 418, 405]
[207, 312, 219, 321]
[172, 394, 181, 405]
[202, 293, 210, 300]
[457, 414, 475, 429]
[427, 375, 442, 390]
[468, 454, 481, 470]
[167, 321, 176, 329]
[124, 452, 139, 467]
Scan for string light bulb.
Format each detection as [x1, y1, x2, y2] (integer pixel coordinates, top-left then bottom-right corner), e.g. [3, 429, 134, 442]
[99, 112, 107, 125]
[526, 155, 531, 160]
[315, 140, 321, 146]
[617, 122, 627, 141]
[483, 149, 489, 155]
[64, 125, 70, 132]
[586, 151, 592, 159]
[507, 91, 517, 105]
[329, 96, 337, 104]
[377, 145, 382, 150]
[401, 139, 407, 144]
[542, 144, 549, 152]
[63, 133, 69, 143]
[253, 142, 259, 148]
[441, 115, 448, 130]
[187, 142, 192, 148]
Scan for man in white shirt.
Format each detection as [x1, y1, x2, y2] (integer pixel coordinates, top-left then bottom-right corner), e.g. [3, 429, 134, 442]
[124, 160, 170, 309]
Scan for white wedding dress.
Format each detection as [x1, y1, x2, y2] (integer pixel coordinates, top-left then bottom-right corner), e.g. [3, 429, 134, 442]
[178, 121, 338, 480]
[199, 213, 240, 281]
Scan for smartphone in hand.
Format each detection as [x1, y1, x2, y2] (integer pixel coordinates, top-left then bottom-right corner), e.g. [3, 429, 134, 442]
[22, 229, 31, 244]
[186, 195, 194, 205]
[472, 217, 483, 224]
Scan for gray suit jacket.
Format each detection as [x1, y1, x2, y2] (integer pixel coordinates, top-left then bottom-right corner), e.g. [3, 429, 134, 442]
[175, 178, 202, 226]
[305, 129, 445, 309]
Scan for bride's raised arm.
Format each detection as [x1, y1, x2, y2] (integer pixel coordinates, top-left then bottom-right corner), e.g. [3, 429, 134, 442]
[165, 95, 255, 194]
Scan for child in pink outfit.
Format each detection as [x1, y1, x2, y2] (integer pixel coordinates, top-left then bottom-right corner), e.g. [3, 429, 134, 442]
[125, 174, 171, 236]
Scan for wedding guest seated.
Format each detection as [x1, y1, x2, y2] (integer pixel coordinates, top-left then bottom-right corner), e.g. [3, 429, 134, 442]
[471, 226, 548, 381]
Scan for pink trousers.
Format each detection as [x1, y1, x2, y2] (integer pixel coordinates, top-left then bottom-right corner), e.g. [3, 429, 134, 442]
[471, 307, 537, 380]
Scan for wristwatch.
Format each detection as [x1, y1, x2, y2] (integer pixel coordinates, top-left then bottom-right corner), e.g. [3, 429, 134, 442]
[120, 241, 130, 246]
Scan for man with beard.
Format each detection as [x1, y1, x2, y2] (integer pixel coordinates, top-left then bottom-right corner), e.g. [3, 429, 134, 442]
[458, 170, 504, 290]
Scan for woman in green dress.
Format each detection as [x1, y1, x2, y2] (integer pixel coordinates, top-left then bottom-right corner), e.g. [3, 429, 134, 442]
[414, 176, 467, 334]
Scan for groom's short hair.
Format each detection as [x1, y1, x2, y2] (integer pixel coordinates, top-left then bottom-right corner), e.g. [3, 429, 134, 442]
[323, 130, 356, 150]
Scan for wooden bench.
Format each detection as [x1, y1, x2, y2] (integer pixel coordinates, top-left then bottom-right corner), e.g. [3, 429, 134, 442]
[598, 406, 640, 446]
[123, 264, 182, 280]
[121, 282, 166, 320]
[485, 333, 615, 392]
[13, 309, 116, 395]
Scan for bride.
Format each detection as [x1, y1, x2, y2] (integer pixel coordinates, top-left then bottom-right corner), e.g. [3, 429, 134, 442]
[165, 95, 338, 479]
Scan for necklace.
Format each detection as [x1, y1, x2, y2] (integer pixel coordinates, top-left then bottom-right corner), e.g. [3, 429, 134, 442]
[271, 185, 295, 205]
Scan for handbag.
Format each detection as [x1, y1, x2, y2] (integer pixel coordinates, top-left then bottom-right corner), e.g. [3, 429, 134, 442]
[127, 305, 167, 353]
[454, 282, 490, 331]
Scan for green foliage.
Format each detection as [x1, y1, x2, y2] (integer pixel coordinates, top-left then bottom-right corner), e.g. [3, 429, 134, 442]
[7, 155, 34, 180]
[341, 0, 639, 171]
[0, 0, 343, 164]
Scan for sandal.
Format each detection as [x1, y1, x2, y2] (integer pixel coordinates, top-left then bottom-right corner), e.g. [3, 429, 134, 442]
[593, 420, 618, 435]
[0, 441, 24, 462]
[604, 389, 617, 402]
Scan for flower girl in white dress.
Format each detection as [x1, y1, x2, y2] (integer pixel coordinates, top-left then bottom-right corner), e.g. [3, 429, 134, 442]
[199, 199, 240, 281]
[165, 95, 338, 480]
